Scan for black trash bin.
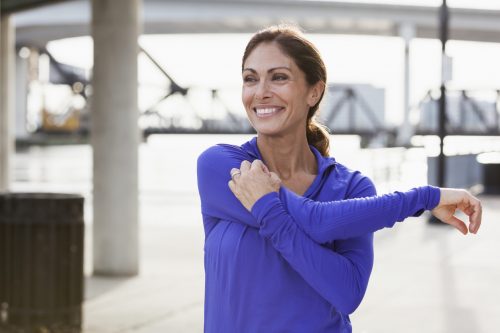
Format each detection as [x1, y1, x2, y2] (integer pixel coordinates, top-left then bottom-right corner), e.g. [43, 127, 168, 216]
[477, 152, 500, 194]
[0, 193, 84, 333]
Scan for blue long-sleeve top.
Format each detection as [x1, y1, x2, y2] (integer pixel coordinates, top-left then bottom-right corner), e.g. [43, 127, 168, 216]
[197, 137, 440, 333]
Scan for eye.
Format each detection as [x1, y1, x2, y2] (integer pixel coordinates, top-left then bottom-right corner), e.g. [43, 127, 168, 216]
[243, 75, 257, 83]
[272, 73, 288, 81]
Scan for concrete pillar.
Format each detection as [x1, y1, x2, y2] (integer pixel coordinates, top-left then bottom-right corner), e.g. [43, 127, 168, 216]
[0, 15, 15, 191]
[16, 50, 30, 140]
[91, 0, 141, 276]
[397, 23, 416, 147]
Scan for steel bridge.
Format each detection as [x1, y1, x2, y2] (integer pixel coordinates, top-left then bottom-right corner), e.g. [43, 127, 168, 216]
[6, 0, 500, 147]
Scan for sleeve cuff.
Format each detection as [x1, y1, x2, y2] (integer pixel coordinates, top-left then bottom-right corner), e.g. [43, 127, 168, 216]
[411, 185, 441, 217]
[427, 185, 441, 210]
[250, 191, 289, 239]
[251, 191, 280, 226]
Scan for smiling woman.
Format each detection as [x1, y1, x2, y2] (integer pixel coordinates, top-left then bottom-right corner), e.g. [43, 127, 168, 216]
[197, 24, 482, 333]
[242, 40, 328, 157]
[243, 28, 329, 153]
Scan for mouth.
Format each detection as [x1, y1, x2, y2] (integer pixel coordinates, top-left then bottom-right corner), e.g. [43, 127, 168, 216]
[253, 106, 285, 118]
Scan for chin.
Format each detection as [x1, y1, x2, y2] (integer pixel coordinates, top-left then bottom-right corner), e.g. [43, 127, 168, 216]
[249, 120, 280, 136]
[253, 126, 286, 137]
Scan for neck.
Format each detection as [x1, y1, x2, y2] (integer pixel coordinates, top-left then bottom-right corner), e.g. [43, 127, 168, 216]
[256, 133, 317, 180]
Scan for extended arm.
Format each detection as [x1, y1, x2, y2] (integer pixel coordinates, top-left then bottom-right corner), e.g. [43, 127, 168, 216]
[228, 159, 439, 242]
[279, 184, 439, 243]
[230, 160, 482, 242]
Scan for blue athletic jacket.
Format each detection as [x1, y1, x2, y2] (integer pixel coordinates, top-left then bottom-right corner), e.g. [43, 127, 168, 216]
[197, 137, 440, 333]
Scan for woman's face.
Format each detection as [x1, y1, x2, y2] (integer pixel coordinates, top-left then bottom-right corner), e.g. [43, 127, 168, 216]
[242, 42, 320, 137]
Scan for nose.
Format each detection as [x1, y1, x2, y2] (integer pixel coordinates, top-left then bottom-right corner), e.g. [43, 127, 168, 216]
[255, 79, 272, 101]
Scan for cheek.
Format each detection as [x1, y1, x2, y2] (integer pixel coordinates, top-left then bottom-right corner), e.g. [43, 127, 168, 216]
[242, 87, 254, 108]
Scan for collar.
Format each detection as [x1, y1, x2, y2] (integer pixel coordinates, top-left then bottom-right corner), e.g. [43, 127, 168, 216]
[241, 137, 336, 197]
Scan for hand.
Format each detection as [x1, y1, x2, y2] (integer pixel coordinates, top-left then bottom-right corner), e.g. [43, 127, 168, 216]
[431, 188, 482, 235]
[228, 160, 281, 211]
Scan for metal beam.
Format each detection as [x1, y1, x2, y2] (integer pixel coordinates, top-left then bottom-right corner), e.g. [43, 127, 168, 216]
[13, 0, 500, 47]
[1, 0, 72, 14]
[437, 0, 449, 190]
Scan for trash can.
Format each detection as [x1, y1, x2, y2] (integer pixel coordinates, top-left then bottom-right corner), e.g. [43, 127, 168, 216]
[0, 193, 84, 333]
[477, 152, 500, 194]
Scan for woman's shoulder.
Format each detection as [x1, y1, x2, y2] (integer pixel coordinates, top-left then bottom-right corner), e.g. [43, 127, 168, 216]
[197, 142, 254, 169]
[329, 161, 377, 198]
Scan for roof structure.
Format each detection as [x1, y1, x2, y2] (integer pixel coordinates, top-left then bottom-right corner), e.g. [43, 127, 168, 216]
[10, 0, 500, 47]
[1, 0, 71, 13]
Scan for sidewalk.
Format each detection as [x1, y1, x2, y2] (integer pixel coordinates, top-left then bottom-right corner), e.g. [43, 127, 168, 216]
[83, 224, 204, 333]
[83, 195, 500, 333]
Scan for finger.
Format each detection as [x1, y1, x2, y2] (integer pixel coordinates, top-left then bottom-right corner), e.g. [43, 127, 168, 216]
[269, 172, 282, 187]
[228, 180, 236, 194]
[251, 159, 267, 173]
[270, 171, 281, 182]
[461, 205, 474, 216]
[463, 195, 481, 234]
[469, 199, 482, 234]
[240, 160, 251, 173]
[443, 215, 468, 235]
[230, 168, 241, 181]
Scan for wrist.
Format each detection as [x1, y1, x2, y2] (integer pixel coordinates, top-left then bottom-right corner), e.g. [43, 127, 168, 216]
[250, 192, 280, 225]
[249, 188, 276, 208]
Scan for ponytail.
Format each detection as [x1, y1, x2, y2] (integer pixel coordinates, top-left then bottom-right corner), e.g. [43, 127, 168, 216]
[307, 117, 330, 157]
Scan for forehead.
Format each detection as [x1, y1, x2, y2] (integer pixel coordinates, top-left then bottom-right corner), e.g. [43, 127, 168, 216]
[243, 42, 295, 70]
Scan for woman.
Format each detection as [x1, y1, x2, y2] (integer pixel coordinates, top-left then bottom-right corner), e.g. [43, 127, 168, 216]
[197, 25, 481, 332]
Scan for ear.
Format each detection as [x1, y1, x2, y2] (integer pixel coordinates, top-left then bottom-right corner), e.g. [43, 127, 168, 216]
[307, 81, 325, 107]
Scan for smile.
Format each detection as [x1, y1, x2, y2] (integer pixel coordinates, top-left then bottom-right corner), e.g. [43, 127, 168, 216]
[254, 107, 285, 117]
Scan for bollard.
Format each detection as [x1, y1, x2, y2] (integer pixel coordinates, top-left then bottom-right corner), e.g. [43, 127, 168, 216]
[0, 193, 84, 333]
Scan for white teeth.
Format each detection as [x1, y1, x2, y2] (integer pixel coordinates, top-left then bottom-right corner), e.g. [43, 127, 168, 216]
[255, 107, 280, 115]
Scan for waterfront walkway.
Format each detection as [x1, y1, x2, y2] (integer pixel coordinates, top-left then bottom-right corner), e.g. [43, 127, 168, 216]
[83, 195, 500, 333]
[11, 138, 499, 332]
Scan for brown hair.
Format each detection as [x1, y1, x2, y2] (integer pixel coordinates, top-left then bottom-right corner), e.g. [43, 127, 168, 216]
[242, 24, 330, 156]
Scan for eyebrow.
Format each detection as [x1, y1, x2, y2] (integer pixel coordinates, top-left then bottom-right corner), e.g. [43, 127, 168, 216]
[242, 66, 292, 73]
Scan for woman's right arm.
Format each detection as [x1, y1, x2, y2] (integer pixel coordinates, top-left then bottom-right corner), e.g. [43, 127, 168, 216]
[197, 145, 259, 228]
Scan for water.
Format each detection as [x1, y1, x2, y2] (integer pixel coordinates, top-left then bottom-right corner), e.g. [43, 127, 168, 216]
[16, 134, 500, 217]
[13, 134, 432, 226]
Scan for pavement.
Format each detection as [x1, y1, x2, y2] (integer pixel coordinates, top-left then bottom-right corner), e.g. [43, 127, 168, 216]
[83, 224, 204, 333]
[82, 194, 500, 333]
[10, 136, 499, 332]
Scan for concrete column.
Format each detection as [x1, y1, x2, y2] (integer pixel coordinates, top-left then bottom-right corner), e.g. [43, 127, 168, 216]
[397, 23, 416, 147]
[0, 15, 15, 191]
[91, 0, 141, 276]
[16, 51, 30, 140]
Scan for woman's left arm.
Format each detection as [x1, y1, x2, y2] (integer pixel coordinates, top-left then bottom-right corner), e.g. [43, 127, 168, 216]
[230, 160, 481, 242]
[250, 182, 376, 315]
